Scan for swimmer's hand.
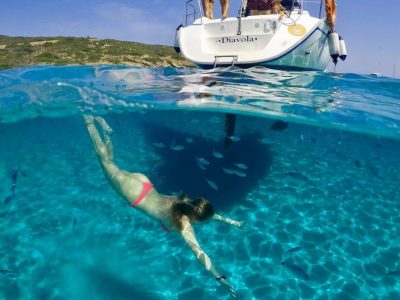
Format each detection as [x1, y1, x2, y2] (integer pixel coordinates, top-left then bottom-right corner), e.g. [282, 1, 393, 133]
[213, 214, 246, 230]
[217, 276, 236, 298]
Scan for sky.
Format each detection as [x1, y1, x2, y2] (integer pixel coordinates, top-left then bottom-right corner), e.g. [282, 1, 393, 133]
[0, 0, 399, 77]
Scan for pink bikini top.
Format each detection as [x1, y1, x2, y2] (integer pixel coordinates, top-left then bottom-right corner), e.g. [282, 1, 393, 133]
[130, 181, 153, 207]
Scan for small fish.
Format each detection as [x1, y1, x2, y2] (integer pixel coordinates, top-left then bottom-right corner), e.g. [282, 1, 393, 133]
[4, 167, 22, 204]
[10, 167, 21, 194]
[315, 161, 328, 167]
[270, 120, 288, 131]
[206, 179, 219, 190]
[222, 167, 235, 175]
[258, 190, 268, 196]
[285, 171, 309, 182]
[234, 163, 248, 170]
[196, 157, 210, 165]
[228, 136, 240, 142]
[185, 137, 194, 144]
[354, 160, 362, 168]
[152, 142, 165, 148]
[0, 269, 18, 279]
[72, 217, 78, 230]
[367, 165, 379, 177]
[286, 246, 302, 253]
[234, 170, 246, 178]
[196, 162, 207, 170]
[300, 134, 304, 142]
[169, 140, 185, 151]
[212, 149, 224, 159]
[3, 194, 14, 205]
[282, 260, 310, 281]
[170, 145, 185, 151]
[387, 270, 400, 276]
[335, 193, 345, 200]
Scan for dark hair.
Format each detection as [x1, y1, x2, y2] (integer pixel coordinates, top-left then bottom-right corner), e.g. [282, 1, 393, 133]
[171, 197, 214, 230]
[191, 198, 215, 222]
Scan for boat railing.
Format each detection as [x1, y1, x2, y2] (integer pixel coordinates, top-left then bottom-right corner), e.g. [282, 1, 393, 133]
[182, 0, 324, 26]
[237, 1, 323, 17]
[185, 0, 203, 26]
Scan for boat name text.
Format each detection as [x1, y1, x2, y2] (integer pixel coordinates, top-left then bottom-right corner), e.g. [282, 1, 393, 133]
[216, 36, 258, 44]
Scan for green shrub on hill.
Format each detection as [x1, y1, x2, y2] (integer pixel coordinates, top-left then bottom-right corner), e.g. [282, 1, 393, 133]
[0, 35, 192, 70]
[35, 52, 60, 63]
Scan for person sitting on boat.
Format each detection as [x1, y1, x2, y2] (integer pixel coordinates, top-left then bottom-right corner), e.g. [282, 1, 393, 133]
[202, 0, 230, 20]
[246, 0, 285, 16]
[280, 0, 301, 10]
[83, 115, 244, 298]
[247, 0, 272, 16]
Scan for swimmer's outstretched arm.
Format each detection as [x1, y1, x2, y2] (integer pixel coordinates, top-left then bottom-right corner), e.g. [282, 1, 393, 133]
[212, 214, 245, 229]
[180, 216, 236, 298]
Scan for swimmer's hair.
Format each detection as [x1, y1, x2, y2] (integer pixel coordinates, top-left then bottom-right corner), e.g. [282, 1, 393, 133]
[171, 197, 214, 230]
[191, 197, 215, 222]
[177, 193, 189, 201]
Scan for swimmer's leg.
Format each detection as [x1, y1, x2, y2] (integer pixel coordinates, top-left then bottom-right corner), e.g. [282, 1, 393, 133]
[83, 115, 110, 161]
[84, 115, 125, 185]
[95, 116, 114, 160]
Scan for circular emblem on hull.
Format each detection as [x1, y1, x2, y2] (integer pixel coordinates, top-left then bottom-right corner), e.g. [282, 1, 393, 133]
[288, 25, 306, 36]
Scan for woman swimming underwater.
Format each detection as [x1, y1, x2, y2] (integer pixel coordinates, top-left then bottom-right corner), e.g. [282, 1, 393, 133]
[83, 115, 244, 298]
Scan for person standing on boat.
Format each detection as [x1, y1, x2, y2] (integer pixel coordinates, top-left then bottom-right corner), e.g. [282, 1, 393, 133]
[202, 0, 230, 20]
[325, 0, 336, 28]
[246, 0, 274, 15]
[83, 115, 244, 298]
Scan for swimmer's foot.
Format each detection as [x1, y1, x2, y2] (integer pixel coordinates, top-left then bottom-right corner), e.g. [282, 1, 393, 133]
[95, 116, 113, 136]
[83, 115, 94, 125]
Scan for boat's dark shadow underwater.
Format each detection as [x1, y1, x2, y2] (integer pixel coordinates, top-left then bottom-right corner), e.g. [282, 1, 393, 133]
[140, 123, 272, 210]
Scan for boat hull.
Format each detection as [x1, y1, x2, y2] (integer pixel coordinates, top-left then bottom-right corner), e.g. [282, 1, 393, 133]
[176, 11, 331, 71]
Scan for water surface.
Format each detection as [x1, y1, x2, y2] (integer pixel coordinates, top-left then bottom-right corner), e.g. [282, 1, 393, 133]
[0, 66, 399, 299]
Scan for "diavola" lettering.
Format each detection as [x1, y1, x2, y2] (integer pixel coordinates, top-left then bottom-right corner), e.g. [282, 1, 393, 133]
[217, 36, 257, 44]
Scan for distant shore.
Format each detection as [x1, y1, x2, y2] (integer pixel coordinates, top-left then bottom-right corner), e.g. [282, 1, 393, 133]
[0, 35, 194, 70]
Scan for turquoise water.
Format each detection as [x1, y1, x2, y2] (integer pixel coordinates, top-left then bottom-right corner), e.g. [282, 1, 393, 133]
[0, 66, 399, 299]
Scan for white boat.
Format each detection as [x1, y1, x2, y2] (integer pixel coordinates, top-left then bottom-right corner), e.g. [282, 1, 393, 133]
[175, 0, 346, 70]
